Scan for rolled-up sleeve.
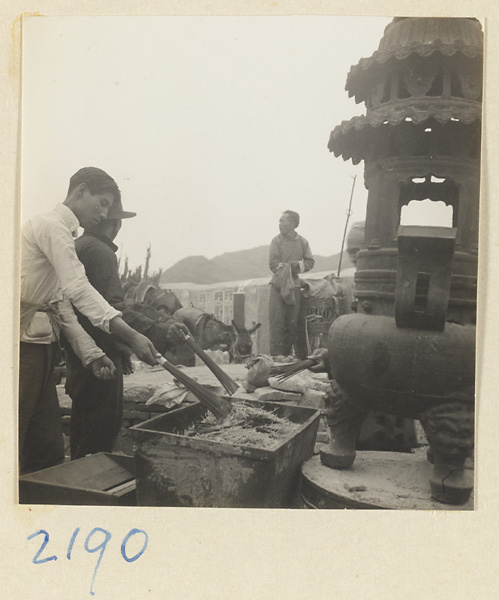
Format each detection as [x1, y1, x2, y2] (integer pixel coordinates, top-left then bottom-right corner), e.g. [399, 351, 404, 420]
[58, 299, 106, 367]
[33, 220, 120, 332]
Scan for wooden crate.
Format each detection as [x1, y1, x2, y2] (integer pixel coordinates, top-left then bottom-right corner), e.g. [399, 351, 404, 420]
[19, 453, 136, 506]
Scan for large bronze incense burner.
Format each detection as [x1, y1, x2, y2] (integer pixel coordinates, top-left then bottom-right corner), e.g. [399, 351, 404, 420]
[324, 18, 481, 504]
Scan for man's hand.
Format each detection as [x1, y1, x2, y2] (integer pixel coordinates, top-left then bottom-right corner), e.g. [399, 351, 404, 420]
[166, 322, 189, 345]
[307, 348, 330, 373]
[122, 352, 134, 375]
[290, 262, 300, 277]
[130, 332, 161, 366]
[90, 355, 116, 380]
[109, 316, 161, 365]
[148, 322, 189, 354]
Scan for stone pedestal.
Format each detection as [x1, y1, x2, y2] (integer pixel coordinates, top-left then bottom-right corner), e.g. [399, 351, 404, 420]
[301, 448, 474, 510]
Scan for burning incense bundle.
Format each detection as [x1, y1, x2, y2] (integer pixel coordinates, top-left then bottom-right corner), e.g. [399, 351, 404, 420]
[156, 356, 232, 420]
[270, 358, 316, 382]
[183, 335, 239, 395]
[185, 401, 299, 449]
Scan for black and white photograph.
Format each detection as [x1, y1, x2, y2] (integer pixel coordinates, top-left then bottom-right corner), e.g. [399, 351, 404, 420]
[2, 2, 498, 598]
[18, 14, 481, 509]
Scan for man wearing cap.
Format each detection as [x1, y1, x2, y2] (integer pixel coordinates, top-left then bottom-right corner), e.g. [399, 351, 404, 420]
[64, 200, 188, 459]
[19, 167, 160, 474]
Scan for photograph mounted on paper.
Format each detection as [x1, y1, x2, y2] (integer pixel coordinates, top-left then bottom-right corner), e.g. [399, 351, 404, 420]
[18, 16, 481, 510]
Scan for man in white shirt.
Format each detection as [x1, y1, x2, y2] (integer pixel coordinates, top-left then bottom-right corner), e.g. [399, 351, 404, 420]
[19, 167, 159, 474]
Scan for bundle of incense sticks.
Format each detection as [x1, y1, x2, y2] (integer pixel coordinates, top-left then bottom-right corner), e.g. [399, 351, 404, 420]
[156, 355, 233, 420]
[185, 401, 299, 449]
[183, 335, 239, 395]
[270, 358, 316, 382]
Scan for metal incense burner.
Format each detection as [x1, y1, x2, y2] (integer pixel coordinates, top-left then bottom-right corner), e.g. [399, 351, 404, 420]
[324, 17, 481, 504]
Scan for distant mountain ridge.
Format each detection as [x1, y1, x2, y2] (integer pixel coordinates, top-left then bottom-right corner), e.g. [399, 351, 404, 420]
[159, 245, 353, 285]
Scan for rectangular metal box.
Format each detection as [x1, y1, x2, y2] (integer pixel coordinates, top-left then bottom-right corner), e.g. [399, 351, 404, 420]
[130, 399, 321, 508]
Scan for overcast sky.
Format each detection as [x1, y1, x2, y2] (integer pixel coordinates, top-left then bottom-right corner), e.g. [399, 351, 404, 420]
[22, 16, 397, 274]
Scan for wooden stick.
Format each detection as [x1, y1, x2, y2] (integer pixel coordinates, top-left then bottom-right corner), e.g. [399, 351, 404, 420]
[270, 359, 312, 376]
[337, 174, 357, 277]
[183, 335, 239, 395]
[273, 359, 316, 382]
[156, 356, 233, 420]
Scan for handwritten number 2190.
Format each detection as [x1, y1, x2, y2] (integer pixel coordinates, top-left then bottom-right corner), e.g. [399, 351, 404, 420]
[27, 527, 148, 595]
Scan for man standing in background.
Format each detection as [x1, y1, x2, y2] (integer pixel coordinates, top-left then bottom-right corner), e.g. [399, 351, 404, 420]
[268, 210, 314, 361]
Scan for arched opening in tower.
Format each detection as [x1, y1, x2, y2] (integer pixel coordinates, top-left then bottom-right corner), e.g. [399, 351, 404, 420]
[398, 176, 458, 228]
[400, 199, 453, 228]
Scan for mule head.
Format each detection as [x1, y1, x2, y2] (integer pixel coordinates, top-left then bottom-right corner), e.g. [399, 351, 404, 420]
[201, 318, 236, 351]
[231, 320, 262, 363]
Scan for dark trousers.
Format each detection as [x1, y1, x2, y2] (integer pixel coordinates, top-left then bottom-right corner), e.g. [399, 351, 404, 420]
[65, 350, 124, 460]
[269, 286, 302, 356]
[19, 342, 65, 474]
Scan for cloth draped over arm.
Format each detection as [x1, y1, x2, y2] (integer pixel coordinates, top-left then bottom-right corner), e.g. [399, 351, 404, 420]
[270, 263, 296, 305]
[268, 233, 315, 288]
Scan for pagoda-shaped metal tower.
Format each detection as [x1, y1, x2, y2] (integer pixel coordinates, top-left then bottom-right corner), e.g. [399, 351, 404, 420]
[324, 17, 482, 504]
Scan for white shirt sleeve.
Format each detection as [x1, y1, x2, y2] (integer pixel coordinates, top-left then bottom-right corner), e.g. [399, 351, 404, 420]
[32, 218, 120, 332]
[57, 299, 106, 367]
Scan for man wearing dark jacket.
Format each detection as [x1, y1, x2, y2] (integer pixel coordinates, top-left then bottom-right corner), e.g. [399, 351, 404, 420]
[269, 210, 314, 360]
[65, 200, 187, 459]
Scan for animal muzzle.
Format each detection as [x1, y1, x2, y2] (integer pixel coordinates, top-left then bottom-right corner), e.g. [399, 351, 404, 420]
[236, 353, 253, 364]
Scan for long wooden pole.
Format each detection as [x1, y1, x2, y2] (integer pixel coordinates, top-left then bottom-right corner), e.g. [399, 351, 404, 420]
[156, 355, 233, 420]
[337, 175, 357, 278]
[183, 335, 239, 395]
